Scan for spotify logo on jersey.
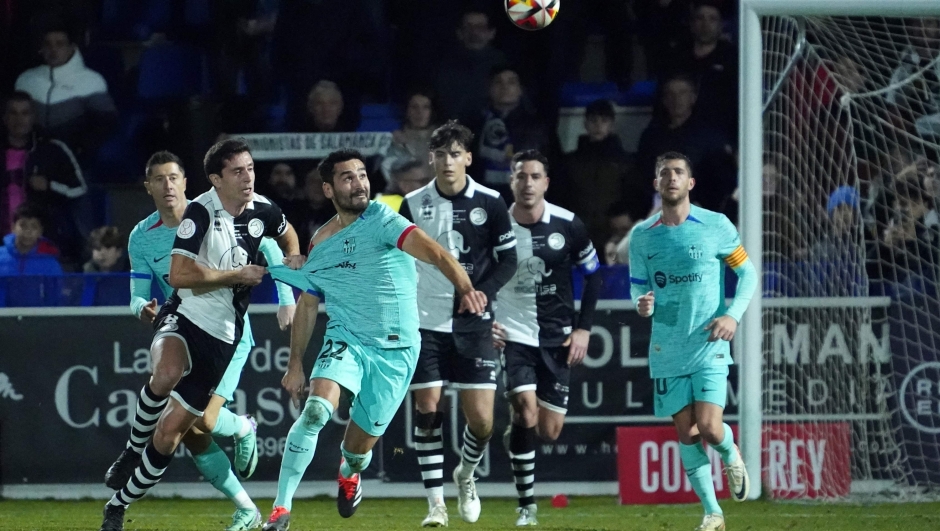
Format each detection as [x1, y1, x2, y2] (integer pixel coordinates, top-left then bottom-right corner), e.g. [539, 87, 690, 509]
[654, 271, 667, 288]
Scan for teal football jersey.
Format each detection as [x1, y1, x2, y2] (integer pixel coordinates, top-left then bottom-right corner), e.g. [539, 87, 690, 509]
[627, 205, 755, 378]
[269, 201, 419, 350]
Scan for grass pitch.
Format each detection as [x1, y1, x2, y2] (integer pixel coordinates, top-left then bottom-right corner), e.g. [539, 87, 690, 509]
[0, 497, 938, 531]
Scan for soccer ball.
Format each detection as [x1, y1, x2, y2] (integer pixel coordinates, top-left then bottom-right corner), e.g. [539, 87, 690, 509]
[505, 0, 559, 31]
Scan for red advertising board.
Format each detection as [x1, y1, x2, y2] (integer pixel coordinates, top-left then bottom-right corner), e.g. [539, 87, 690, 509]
[762, 422, 851, 499]
[617, 423, 850, 504]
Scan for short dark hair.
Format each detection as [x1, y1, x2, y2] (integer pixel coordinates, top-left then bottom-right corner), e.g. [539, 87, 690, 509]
[585, 98, 615, 119]
[145, 150, 185, 178]
[511, 149, 550, 175]
[4, 90, 33, 108]
[13, 202, 45, 226]
[429, 120, 475, 151]
[89, 225, 123, 249]
[39, 18, 74, 44]
[693, 0, 724, 15]
[204, 138, 252, 180]
[655, 151, 694, 176]
[317, 148, 366, 186]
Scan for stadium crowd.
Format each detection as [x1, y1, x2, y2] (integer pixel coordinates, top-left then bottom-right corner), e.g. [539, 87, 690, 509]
[0, 1, 938, 304]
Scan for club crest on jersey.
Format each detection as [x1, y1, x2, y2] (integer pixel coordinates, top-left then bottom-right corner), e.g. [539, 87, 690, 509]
[343, 237, 356, 254]
[420, 194, 434, 221]
[688, 244, 703, 259]
[248, 218, 265, 238]
[548, 232, 565, 250]
[470, 207, 488, 225]
[177, 218, 196, 239]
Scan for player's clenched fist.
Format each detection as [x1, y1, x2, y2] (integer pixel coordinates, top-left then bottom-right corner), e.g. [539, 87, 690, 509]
[637, 290, 655, 317]
[705, 315, 738, 342]
[458, 289, 488, 316]
[236, 264, 267, 286]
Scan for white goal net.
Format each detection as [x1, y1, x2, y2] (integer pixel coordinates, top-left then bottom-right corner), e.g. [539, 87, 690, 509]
[759, 14, 940, 499]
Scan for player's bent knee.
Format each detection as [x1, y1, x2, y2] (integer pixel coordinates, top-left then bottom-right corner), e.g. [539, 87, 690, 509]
[298, 395, 334, 434]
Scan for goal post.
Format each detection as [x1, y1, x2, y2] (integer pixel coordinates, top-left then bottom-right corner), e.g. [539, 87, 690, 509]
[740, 0, 940, 500]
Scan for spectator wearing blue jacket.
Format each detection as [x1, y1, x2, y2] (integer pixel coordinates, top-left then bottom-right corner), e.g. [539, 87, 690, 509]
[0, 202, 63, 276]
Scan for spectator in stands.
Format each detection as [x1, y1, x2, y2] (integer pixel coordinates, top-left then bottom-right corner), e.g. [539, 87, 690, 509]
[380, 90, 438, 185]
[0, 202, 62, 276]
[463, 65, 552, 202]
[273, 0, 385, 125]
[635, 73, 735, 211]
[560, 99, 637, 251]
[289, 80, 358, 133]
[885, 18, 940, 133]
[634, 0, 692, 80]
[295, 167, 337, 249]
[83, 225, 127, 273]
[376, 159, 433, 213]
[875, 178, 939, 296]
[1, 91, 87, 269]
[604, 201, 636, 266]
[14, 22, 118, 159]
[809, 185, 865, 267]
[262, 161, 305, 224]
[208, 0, 279, 104]
[434, 9, 508, 120]
[662, 1, 738, 135]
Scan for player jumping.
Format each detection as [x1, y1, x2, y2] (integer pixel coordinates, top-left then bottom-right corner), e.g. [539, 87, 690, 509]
[260, 148, 487, 531]
[627, 151, 757, 531]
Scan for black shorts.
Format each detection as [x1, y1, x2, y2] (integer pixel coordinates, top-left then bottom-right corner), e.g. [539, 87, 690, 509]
[410, 329, 498, 390]
[501, 341, 570, 414]
[151, 307, 237, 416]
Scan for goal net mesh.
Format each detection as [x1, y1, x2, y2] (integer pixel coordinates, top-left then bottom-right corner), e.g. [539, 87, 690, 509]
[760, 15, 940, 499]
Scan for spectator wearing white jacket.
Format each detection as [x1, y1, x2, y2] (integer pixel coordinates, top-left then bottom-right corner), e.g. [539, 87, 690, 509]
[15, 25, 118, 159]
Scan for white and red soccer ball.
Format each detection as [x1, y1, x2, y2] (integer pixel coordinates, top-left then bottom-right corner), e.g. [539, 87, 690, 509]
[505, 0, 559, 31]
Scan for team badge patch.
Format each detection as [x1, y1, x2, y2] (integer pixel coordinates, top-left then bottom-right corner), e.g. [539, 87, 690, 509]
[470, 207, 488, 225]
[177, 219, 196, 239]
[343, 237, 356, 254]
[420, 194, 434, 221]
[688, 244, 703, 259]
[547, 232, 565, 250]
[248, 218, 265, 238]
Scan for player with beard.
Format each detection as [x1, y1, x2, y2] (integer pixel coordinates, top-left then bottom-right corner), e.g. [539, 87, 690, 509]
[627, 152, 757, 531]
[260, 149, 487, 531]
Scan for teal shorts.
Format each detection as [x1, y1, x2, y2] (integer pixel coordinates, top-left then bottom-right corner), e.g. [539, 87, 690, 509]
[311, 324, 419, 437]
[653, 365, 729, 418]
[214, 328, 253, 402]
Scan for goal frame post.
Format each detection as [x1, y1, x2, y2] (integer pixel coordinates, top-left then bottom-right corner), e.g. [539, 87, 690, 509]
[738, 0, 940, 500]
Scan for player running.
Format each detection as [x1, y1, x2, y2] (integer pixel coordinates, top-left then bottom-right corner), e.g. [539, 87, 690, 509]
[399, 120, 518, 527]
[260, 148, 486, 531]
[491, 149, 601, 526]
[627, 151, 757, 531]
[102, 150, 297, 530]
[99, 139, 300, 531]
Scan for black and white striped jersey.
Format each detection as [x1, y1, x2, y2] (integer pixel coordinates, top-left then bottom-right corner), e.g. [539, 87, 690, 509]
[169, 189, 288, 343]
[400, 176, 517, 333]
[497, 202, 600, 347]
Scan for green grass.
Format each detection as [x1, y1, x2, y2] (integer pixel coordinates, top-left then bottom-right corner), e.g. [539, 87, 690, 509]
[1, 497, 939, 531]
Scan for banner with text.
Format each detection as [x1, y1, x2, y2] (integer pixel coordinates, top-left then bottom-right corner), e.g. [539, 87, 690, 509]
[241, 133, 393, 161]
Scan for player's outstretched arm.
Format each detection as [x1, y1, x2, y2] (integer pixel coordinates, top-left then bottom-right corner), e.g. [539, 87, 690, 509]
[260, 237, 297, 330]
[168, 254, 266, 290]
[400, 227, 487, 315]
[283, 291, 319, 407]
